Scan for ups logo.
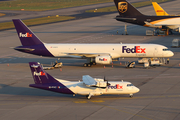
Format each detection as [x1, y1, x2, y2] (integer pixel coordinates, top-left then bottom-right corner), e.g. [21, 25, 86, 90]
[118, 2, 128, 13]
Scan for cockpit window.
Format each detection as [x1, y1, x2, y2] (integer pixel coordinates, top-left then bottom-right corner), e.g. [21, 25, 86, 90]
[127, 84, 134, 87]
[163, 49, 170, 51]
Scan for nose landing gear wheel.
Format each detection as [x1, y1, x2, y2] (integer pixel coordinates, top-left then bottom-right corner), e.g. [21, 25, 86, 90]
[129, 94, 133, 98]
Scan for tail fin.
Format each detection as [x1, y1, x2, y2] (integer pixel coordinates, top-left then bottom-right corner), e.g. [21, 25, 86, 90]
[13, 19, 43, 46]
[114, 0, 143, 17]
[152, 2, 169, 16]
[29, 62, 58, 84]
[29, 62, 74, 94]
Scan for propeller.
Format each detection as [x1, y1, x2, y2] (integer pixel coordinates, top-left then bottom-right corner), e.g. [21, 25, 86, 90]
[104, 76, 110, 86]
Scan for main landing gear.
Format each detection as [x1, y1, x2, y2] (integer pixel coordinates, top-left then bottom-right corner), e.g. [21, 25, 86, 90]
[129, 94, 133, 98]
[83, 62, 96, 67]
[83, 63, 92, 67]
[86, 94, 92, 99]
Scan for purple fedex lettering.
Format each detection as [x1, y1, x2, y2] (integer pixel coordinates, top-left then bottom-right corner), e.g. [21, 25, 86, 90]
[122, 46, 136, 53]
[108, 84, 123, 89]
[122, 46, 146, 53]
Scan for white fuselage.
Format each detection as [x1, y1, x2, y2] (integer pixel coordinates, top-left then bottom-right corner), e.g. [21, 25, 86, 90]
[58, 79, 140, 96]
[149, 17, 180, 31]
[45, 43, 174, 58]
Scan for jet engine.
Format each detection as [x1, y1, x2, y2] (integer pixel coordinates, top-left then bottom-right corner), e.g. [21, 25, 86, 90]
[95, 55, 112, 64]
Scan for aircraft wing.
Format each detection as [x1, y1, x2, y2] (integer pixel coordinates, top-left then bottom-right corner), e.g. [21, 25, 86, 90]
[116, 17, 137, 21]
[82, 75, 97, 87]
[67, 53, 110, 58]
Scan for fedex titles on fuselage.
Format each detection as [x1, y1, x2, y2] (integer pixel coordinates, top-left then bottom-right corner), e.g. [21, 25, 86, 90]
[122, 46, 146, 53]
[108, 84, 123, 89]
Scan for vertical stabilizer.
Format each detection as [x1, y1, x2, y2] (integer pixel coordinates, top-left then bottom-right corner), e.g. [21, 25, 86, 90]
[29, 62, 74, 94]
[114, 0, 143, 17]
[29, 62, 59, 84]
[13, 19, 43, 46]
[152, 2, 169, 16]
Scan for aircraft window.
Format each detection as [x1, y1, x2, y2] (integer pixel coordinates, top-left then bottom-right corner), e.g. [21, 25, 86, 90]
[163, 49, 170, 51]
[127, 84, 134, 87]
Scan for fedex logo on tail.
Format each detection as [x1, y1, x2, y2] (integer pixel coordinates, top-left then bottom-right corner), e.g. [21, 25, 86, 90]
[122, 46, 146, 53]
[19, 32, 32, 37]
[34, 71, 46, 76]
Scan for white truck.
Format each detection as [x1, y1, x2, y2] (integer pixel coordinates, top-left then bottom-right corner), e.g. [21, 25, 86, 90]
[172, 39, 180, 47]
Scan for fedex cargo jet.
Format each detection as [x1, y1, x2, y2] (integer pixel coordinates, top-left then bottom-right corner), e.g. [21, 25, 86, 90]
[13, 19, 174, 67]
[114, 0, 180, 34]
[29, 62, 140, 99]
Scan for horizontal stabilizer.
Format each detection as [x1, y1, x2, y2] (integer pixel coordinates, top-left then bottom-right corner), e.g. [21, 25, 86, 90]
[14, 47, 35, 52]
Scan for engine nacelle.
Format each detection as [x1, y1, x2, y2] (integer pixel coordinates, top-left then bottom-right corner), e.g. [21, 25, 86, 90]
[95, 55, 112, 64]
[96, 81, 107, 88]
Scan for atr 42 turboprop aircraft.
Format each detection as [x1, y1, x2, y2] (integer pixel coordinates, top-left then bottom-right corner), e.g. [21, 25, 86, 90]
[13, 19, 174, 67]
[29, 62, 140, 99]
[114, 0, 180, 34]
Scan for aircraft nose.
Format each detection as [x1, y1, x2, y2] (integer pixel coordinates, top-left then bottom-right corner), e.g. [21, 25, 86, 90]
[170, 51, 174, 57]
[136, 87, 140, 93]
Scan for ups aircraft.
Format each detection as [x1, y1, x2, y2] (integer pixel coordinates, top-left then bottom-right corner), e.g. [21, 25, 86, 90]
[29, 62, 140, 99]
[13, 19, 173, 67]
[114, 0, 180, 34]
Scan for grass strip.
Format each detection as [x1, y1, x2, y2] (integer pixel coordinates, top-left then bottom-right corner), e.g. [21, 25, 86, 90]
[0, 0, 112, 11]
[0, 16, 75, 30]
[86, 0, 172, 12]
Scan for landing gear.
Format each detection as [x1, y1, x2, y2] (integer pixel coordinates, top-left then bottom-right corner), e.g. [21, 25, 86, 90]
[129, 94, 133, 98]
[83, 58, 96, 67]
[83, 62, 94, 67]
[86, 94, 92, 99]
[83, 63, 92, 67]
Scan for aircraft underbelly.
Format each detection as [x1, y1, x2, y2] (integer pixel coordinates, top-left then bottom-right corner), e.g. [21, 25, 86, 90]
[153, 18, 180, 25]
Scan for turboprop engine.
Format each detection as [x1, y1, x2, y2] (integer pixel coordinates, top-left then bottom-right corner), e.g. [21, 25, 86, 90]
[95, 55, 112, 64]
